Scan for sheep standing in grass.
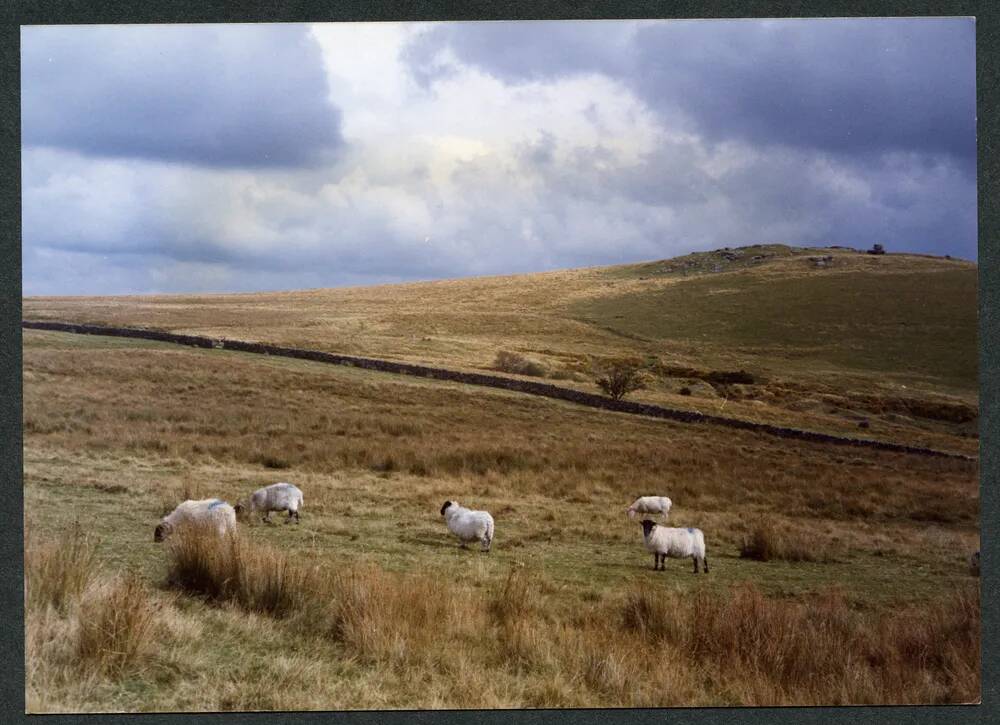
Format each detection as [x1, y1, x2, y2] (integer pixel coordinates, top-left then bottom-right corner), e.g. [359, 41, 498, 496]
[235, 482, 303, 524]
[627, 495, 672, 522]
[640, 519, 708, 573]
[154, 499, 237, 542]
[440, 500, 494, 552]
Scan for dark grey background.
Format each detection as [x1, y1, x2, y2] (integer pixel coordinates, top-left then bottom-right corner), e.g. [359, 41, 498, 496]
[2, 2, 995, 724]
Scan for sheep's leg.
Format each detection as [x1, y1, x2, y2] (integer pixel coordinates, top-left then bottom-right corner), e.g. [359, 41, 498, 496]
[285, 508, 294, 524]
[692, 556, 699, 574]
[262, 512, 272, 524]
[702, 556, 709, 574]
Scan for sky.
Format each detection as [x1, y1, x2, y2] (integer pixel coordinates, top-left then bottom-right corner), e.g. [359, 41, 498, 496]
[21, 18, 977, 296]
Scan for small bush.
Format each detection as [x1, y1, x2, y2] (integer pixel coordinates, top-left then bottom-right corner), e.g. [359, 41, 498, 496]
[595, 358, 647, 401]
[25, 521, 99, 612]
[77, 574, 160, 675]
[493, 350, 547, 377]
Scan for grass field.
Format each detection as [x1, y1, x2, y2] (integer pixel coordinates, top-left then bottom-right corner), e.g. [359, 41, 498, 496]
[22, 245, 980, 710]
[23, 245, 979, 455]
[24, 328, 979, 710]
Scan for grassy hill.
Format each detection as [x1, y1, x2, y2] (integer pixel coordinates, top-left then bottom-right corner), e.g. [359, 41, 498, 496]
[24, 244, 979, 454]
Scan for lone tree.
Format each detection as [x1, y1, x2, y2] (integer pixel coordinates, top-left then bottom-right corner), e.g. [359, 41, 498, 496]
[595, 358, 647, 400]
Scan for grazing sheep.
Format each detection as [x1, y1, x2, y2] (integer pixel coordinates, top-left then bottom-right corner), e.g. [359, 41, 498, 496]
[627, 495, 672, 522]
[970, 550, 980, 577]
[154, 498, 236, 542]
[640, 519, 708, 574]
[440, 500, 494, 552]
[234, 482, 303, 524]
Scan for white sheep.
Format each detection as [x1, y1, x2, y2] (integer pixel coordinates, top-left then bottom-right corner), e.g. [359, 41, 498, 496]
[627, 495, 672, 522]
[639, 519, 708, 573]
[234, 482, 303, 524]
[154, 498, 237, 542]
[440, 500, 494, 552]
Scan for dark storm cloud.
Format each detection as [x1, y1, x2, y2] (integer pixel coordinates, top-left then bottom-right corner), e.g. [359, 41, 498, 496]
[406, 18, 976, 171]
[403, 20, 636, 87]
[21, 24, 343, 168]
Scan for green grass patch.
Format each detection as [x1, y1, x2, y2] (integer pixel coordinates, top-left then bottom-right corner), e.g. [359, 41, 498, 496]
[572, 269, 977, 390]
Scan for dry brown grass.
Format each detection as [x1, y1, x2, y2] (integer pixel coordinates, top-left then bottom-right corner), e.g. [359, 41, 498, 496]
[23, 245, 978, 453]
[26, 527, 165, 710]
[739, 517, 841, 562]
[25, 519, 981, 710]
[323, 564, 484, 669]
[165, 524, 313, 618]
[619, 581, 979, 705]
[77, 574, 160, 676]
[492, 350, 547, 377]
[22, 329, 981, 710]
[21, 333, 979, 528]
[25, 520, 98, 612]
[155, 529, 980, 706]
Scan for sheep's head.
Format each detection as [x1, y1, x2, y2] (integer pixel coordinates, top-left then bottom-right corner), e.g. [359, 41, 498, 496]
[153, 522, 172, 542]
[440, 501, 454, 516]
[233, 501, 247, 517]
[640, 519, 657, 537]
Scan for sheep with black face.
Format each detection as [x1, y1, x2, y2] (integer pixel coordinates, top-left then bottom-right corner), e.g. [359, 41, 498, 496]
[639, 519, 708, 574]
[440, 500, 494, 552]
[154, 499, 237, 542]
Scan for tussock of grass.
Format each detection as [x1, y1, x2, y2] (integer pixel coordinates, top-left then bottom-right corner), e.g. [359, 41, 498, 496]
[26, 529, 165, 708]
[165, 525, 311, 617]
[77, 574, 160, 675]
[25, 521, 98, 612]
[739, 518, 838, 562]
[324, 564, 480, 667]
